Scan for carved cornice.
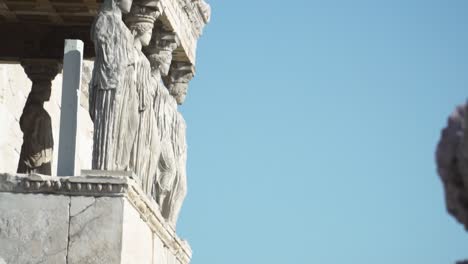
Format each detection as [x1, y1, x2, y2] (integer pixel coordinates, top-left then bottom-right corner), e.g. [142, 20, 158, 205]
[126, 182, 193, 264]
[160, 0, 210, 63]
[0, 172, 192, 264]
[0, 173, 130, 196]
[178, 0, 209, 37]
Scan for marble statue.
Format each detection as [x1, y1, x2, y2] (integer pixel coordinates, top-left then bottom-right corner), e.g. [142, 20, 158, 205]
[144, 24, 188, 226]
[17, 82, 54, 175]
[165, 62, 194, 226]
[89, 0, 138, 171]
[87, 0, 209, 228]
[17, 60, 60, 175]
[125, 1, 161, 194]
[436, 102, 468, 230]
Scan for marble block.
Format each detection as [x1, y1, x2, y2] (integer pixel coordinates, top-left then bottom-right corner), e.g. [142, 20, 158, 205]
[0, 193, 69, 264]
[0, 173, 192, 264]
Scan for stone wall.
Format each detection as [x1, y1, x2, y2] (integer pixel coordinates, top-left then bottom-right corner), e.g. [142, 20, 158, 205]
[0, 61, 94, 175]
[0, 173, 192, 264]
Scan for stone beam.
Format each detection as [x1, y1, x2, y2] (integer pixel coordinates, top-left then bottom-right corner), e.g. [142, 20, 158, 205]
[159, 0, 210, 64]
[0, 23, 93, 62]
[0, 0, 17, 22]
[0, 0, 209, 64]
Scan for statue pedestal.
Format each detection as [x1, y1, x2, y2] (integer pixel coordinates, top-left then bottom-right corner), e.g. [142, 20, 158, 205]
[0, 173, 192, 264]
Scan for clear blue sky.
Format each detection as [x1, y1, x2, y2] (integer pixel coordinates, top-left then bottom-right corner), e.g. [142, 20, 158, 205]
[177, 1, 468, 263]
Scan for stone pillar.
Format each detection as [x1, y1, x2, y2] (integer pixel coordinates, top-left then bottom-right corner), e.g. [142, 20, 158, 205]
[57, 39, 84, 176]
[17, 59, 61, 175]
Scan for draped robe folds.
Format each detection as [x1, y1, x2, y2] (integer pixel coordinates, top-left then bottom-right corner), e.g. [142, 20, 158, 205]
[17, 103, 53, 175]
[153, 77, 187, 224]
[167, 113, 187, 225]
[89, 10, 138, 171]
[131, 49, 160, 194]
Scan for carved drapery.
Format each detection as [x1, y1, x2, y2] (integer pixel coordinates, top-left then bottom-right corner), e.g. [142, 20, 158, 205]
[89, 0, 137, 172]
[124, 0, 160, 195]
[17, 59, 61, 175]
[90, 0, 208, 228]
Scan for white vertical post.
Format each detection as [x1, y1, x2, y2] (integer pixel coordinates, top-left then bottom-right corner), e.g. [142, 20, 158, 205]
[57, 39, 83, 176]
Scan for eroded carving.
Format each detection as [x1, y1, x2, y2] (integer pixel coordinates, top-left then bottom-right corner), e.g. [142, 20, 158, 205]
[144, 23, 188, 227]
[89, 0, 137, 172]
[88, 0, 209, 229]
[125, 0, 161, 195]
[17, 60, 60, 175]
[165, 61, 194, 225]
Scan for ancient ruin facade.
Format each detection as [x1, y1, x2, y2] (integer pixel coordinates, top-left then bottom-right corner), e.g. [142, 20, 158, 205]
[0, 0, 210, 262]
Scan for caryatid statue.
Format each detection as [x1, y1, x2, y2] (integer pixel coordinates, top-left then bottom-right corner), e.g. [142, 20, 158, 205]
[124, 0, 161, 195]
[144, 24, 189, 226]
[89, 0, 137, 171]
[17, 60, 61, 175]
[436, 102, 468, 230]
[165, 61, 195, 226]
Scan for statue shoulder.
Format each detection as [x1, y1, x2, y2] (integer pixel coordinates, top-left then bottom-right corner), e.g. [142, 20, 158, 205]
[92, 12, 119, 41]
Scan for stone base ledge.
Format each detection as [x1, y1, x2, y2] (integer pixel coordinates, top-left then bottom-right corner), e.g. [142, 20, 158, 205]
[0, 172, 192, 264]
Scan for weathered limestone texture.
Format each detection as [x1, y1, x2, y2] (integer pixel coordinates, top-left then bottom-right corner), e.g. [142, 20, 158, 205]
[436, 103, 468, 229]
[143, 22, 191, 227]
[0, 173, 192, 264]
[68, 196, 124, 264]
[0, 61, 94, 175]
[0, 192, 69, 264]
[121, 199, 153, 264]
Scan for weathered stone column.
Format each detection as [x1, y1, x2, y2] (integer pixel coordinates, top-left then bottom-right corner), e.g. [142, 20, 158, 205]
[57, 39, 84, 176]
[17, 59, 61, 175]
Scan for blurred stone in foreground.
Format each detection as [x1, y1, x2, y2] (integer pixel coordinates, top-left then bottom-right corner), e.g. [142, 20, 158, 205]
[436, 103, 468, 229]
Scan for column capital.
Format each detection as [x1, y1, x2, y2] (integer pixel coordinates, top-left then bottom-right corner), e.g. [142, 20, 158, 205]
[167, 61, 195, 105]
[20, 59, 61, 83]
[144, 23, 180, 77]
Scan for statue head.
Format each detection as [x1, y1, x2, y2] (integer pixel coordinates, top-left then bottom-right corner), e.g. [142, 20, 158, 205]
[144, 23, 179, 77]
[167, 62, 195, 105]
[125, 1, 160, 47]
[21, 59, 60, 104]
